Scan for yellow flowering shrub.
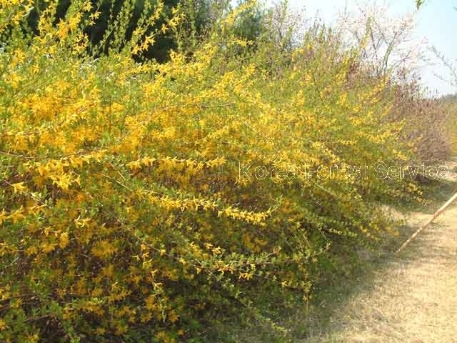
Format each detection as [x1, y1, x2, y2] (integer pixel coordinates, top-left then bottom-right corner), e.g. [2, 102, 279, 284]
[0, 1, 420, 341]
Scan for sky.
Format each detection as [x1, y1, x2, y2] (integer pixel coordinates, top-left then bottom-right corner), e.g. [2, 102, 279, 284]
[264, 0, 457, 97]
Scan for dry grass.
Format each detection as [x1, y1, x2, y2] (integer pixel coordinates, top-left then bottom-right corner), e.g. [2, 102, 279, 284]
[304, 166, 457, 343]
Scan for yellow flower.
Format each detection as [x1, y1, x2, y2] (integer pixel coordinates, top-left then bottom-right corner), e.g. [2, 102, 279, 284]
[41, 241, 57, 254]
[51, 173, 73, 191]
[12, 182, 27, 194]
[9, 207, 25, 223]
[56, 21, 69, 39]
[0, 209, 8, 225]
[91, 240, 116, 258]
[59, 232, 70, 249]
[0, 318, 8, 331]
[95, 327, 106, 335]
[82, 1, 92, 12]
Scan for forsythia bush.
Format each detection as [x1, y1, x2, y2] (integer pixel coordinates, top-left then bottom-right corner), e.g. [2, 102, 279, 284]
[0, 1, 419, 341]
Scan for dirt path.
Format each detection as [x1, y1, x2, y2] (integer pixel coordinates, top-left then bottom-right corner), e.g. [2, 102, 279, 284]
[306, 165, 457, 343]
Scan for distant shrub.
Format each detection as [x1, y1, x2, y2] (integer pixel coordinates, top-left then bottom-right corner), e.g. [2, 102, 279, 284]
[388, 78, 451, 162]
[0, 1, 420, 341]
[439, 94, 457, 155]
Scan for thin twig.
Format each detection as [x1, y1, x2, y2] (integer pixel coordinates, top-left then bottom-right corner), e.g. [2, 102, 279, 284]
[396, 191, 457, 254]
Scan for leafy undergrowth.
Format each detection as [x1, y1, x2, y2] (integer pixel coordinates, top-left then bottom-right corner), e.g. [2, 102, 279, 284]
[0, 1, 441, 342]
[217, 175, 457, 343]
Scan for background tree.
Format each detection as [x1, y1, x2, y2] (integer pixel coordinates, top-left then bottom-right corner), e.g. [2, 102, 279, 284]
[24, 0, 266, 62]
[336, 1, 427, 79]
[25, 0, 201, 61]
